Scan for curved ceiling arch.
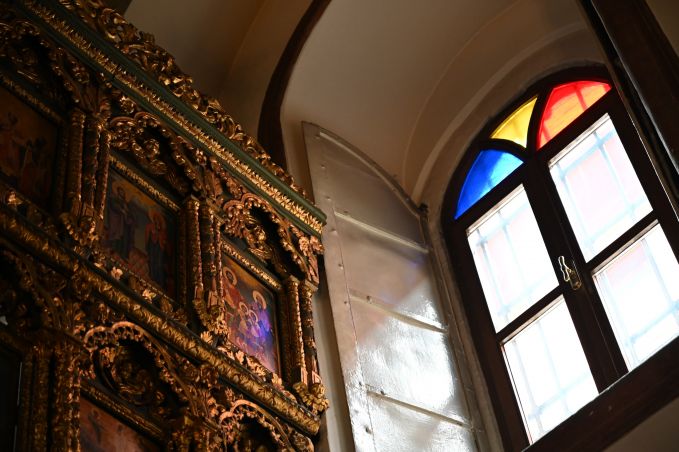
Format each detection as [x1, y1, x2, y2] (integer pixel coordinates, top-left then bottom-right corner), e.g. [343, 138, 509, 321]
[409, 25, 602, 203]
[418, 34, 605, 219]
[282, 0, 515, 192]
[404, 0, 601, 200]
[282, 0, 604, 206]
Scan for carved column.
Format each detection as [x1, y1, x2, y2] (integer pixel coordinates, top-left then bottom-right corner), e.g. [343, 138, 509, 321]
[199, 203, 224, 323]
[93, 117, 112, 223]
[299, 281, 321, 385]
[82, 116, 103, 217]
[27, 346, 50, 451]
[49, 339, 83, 450]
[283, 276, 307, 385]
[65, 109, 86, 217]
[186, 197, 206, 326]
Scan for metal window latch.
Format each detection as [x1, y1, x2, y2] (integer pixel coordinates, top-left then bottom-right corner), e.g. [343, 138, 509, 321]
[558, 256, 582, 290]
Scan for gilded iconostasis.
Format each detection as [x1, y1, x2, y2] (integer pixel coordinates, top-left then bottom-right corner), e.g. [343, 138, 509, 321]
[0, 0, 327, 450]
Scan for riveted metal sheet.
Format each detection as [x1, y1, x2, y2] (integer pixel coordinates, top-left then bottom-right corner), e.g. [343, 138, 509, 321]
[336, 215, 443, 326]
[351, 299, 469, 421]
[366, 392, 476, 452]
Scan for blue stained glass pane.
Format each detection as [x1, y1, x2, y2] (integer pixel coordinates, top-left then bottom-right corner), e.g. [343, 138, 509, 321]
[455, 150, 523, 218]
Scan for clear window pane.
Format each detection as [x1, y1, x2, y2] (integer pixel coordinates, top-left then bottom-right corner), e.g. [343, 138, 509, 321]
[504, 299, 598, 442]
[549, 115, 652, 260]
[467, 187, 558, 331]
[593, 225, 679, 369]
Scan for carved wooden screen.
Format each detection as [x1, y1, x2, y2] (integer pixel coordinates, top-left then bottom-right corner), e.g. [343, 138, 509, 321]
[0, 1, 327, 450]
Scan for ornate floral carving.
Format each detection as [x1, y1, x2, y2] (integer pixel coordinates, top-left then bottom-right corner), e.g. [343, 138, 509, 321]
[293, 229, 324, 286]
[223, 192, 308, 278]
[293, 382, 330, 415]
[108, 112, 198, 196]
[28, 0, 325, 236]
[0, 246, 87, 337]
[0, 2, 329, 449]
[97, 345, 167, 410]
[58, 0, 307, 198]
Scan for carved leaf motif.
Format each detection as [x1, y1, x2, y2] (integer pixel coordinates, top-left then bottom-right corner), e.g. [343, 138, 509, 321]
[0, 3, 329, 442]
[58, 0, 307, 197]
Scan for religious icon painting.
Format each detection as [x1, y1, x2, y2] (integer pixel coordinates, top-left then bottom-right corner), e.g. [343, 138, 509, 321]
[220, 251, 280, 374]
[0, 84, 59, 210]
[102, 158, 178, 297]
[79, 398, 160, 452]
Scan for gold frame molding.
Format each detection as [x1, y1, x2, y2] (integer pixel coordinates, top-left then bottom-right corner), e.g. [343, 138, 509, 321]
[0, 1, 328, 450]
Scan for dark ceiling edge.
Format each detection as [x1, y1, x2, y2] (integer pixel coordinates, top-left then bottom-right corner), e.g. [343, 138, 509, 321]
[258, 0, 331, 169]
[104, 0, 132, 15]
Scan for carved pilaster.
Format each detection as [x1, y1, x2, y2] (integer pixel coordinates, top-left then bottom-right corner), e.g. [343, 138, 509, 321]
[29, 346, 50, 451]
[0, 2, 329, 448]
[300, 282, 320, 384]
[82, 116, 102, 215]
[93, 126, 111, 222]
[199, 202, 219, 322]
[284, 277, 307, 385]
[66, 108, 86, 215]
[187, 197, 206, 325]
[292, 282, 330, 414]
[50, 340, 83, 451]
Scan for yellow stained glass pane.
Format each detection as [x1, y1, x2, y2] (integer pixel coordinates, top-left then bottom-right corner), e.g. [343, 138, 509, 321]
[490, 97, 537, 148]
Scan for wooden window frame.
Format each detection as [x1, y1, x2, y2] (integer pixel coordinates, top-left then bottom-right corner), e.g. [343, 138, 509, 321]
[442, 67, 679, 451]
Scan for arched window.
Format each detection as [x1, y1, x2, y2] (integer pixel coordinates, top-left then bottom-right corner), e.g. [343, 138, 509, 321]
[442, 69, 679, 450]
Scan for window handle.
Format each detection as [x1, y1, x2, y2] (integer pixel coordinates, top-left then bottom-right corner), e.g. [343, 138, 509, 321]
[558, 256, 582, 290]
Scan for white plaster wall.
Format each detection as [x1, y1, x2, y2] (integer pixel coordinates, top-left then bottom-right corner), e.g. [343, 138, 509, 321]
[304, 123, 497, 451]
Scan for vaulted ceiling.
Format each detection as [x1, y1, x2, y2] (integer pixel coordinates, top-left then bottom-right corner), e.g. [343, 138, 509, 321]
[122, 0, 604, 209]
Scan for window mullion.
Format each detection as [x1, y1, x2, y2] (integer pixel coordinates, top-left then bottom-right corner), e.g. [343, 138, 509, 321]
[522, 159, 626, 390]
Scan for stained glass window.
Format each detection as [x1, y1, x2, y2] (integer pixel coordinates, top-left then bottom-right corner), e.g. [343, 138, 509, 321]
[490, 97, 537, 148]
[455, 150, 522, 218]
[537, 81, 611, 148]
[447, 71, 679, 449]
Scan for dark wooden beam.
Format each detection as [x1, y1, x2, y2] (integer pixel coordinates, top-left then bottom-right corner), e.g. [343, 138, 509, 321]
[258, 0, 330, 169]
[578, 0, 679, 201]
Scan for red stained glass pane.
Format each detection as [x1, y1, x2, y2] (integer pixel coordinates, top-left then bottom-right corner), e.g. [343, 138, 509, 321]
[537, 81, 611, 149]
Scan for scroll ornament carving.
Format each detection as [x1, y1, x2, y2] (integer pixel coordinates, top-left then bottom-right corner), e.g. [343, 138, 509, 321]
[109, 112, 188, 196]
[96, 345, 168, 413]
[59, 205, 99, 255]
[0, 3, 113, 126]
[84, 323, 309, 450]
[292, 382, 330, 415]
[293, 229, 324, 286]
[0, 6, 118, 256]
[26, 0, 324, 236]
[108, 91, 208, 198]
[58, 0, 307, 198]
[223, 193, 309, 279]
[0, 1, 329, 445]
[0, 7, 87, 110]
[208, 155, 245, 202]
[0, 247, 88, 338]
